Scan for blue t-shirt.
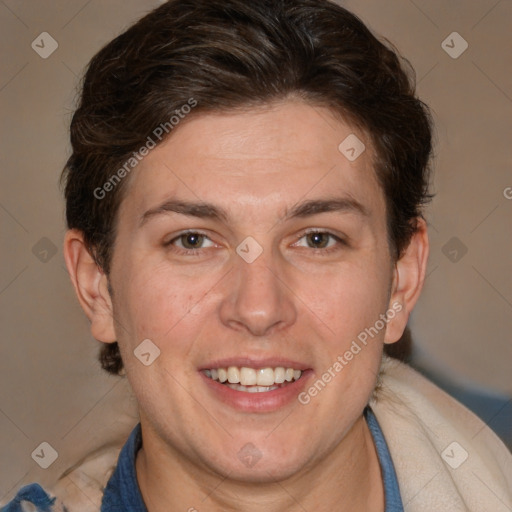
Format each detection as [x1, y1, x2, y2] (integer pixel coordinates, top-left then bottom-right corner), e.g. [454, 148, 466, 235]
[1, 407, 403, 512]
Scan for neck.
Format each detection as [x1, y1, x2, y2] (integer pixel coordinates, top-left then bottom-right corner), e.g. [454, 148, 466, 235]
[135, 414, 384, 512]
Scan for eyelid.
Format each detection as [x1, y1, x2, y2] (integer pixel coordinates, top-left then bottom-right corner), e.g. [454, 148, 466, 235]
[164, 229, 215, 247]
[291, 228, 348, 251]
[295, 227, 346, 241]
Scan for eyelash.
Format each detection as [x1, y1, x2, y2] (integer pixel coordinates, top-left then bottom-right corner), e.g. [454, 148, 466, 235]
[164, 229, 347, 256]
[293, 229, 347, 254]
[164, 230, 214, 257]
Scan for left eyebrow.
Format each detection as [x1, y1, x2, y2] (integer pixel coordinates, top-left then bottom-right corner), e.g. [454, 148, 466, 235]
[284, 197, 370, 220]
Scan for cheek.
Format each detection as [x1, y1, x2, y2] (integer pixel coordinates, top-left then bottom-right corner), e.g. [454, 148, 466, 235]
[112, 259, 220, 349]
[299, 260, 390, 343]
[317, 261, 390, 402]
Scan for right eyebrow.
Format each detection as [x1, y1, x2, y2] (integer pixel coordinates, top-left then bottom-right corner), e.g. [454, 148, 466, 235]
[139, 199, 229, 227]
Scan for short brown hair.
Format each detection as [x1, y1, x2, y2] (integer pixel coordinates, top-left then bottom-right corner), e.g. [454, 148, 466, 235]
[62, 0, 433, 375]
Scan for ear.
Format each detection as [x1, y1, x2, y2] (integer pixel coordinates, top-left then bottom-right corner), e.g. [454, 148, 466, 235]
[384, 218, 429, 344]
[63, 229, 117, 343]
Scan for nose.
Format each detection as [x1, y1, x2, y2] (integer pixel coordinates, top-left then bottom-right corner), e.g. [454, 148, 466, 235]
[219, 249, 297, 337]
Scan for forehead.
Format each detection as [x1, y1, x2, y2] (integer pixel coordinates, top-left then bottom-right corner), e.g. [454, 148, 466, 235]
[119, 100, 385, 224]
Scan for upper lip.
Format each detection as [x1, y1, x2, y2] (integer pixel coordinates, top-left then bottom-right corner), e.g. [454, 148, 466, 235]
[199, 357, 310, 371]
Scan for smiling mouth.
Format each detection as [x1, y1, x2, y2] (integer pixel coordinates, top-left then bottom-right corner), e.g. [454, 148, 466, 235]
[202, 366, 303, 393]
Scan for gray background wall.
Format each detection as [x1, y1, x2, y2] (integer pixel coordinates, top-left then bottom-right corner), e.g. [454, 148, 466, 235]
[1, 0, 511, 504]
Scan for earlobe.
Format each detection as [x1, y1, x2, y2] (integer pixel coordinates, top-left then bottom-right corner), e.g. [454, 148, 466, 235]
[384, 218, 429, 344]
[63, 229, 117, 343]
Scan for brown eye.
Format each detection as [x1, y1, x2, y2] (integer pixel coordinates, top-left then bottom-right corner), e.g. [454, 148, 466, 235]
[167, 231, 215, 251]
[293, 230, 345, 253]
[305, 232, 331, 249]
[178, 233, 205, 249]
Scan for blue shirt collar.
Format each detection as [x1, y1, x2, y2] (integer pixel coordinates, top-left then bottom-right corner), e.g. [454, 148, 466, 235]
[101, 422, 147, 512]
[365, 407, 404, 511]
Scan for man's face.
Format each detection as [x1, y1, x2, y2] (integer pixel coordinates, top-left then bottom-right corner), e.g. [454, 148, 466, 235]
[108, 100, 397, 481]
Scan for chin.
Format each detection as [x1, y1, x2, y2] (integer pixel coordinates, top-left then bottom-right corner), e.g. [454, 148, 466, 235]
[202, 444, 309, 484]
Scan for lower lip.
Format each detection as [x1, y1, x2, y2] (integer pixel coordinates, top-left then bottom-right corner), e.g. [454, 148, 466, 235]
[200, 371, 313, 413]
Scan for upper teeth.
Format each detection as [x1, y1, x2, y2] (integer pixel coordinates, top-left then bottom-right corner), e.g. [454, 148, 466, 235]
[204, 366, 302, 386]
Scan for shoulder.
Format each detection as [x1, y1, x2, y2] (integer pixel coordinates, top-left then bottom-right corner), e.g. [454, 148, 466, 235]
[371, 355, 512, 511]
[0, 482, 67, 512]
[1, 442, 123, 512]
